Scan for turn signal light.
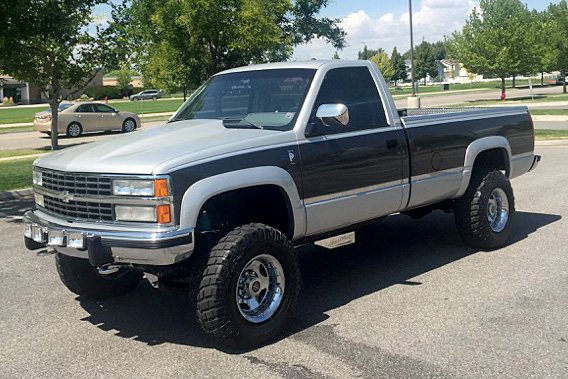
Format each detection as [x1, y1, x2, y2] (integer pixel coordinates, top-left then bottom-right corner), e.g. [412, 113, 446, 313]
[157, 204, 171, 224]
[154, 179, 169, 197]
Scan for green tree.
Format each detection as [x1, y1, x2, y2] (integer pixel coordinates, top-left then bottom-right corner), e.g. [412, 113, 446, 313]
[547, 1, 568, 93]
[115, 64, 135, 97]
[0, 0, 110, 149]
[109, 0, 345, 96]
[370, 51, 394, 82]
[358, 45, 382, 60]
[413, 41, 446, 83]
[448, 0, 532, 97]
[390, 46, 407, 86]
[332, 51, 340, 59]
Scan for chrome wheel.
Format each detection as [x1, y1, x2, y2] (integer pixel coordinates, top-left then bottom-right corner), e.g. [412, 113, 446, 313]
[236, 254, 285, 323]
[123, 119, 136, 132]
[487, 187, 509, 233]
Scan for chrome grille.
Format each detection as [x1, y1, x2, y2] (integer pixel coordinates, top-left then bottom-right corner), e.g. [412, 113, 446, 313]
[43, 195, 113, 222]
[41, 171, 112, 196]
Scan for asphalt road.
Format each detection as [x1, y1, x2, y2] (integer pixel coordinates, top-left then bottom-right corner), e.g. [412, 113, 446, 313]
[0, 144, 566, 378]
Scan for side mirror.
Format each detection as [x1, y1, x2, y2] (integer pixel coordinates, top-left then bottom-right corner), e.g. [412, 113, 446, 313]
[316, 103, 349, 127]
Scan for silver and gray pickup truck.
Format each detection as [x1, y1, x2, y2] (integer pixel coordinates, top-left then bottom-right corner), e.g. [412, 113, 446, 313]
[23, 60, 540, 348]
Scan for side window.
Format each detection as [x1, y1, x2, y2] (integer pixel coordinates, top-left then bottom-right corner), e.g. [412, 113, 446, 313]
[311, 67, 388, 135]
[76, 104, 93, 113]
[93, 104, 115, 113]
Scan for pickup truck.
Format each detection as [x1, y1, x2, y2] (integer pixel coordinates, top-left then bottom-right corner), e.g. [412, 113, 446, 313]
[23, 60, 540, 348]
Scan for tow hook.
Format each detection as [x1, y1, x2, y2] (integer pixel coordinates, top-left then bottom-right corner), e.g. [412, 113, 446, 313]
[96, 265, 121, 275]
[144, 273, 160, 288]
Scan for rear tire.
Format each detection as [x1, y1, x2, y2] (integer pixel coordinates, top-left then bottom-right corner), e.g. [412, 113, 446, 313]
[66, 122, 82, 137]
[195, 223, 301, 349]
[55, 253, 143, 299]
[454, 170, 515, 250]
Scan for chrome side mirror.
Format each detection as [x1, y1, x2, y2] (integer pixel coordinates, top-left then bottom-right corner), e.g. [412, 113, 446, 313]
[316, 103, 349, 127]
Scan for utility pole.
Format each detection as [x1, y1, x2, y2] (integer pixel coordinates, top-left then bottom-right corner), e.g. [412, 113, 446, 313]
[408, 0, 421, 108]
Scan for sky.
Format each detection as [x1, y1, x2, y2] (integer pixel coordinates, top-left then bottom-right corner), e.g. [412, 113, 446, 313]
[291, 0, 553, 60]
[93, 0, 554, 61]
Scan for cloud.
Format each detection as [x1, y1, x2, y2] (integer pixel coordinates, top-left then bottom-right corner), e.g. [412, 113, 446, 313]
[91, 12, 111, 26]
[292, 0, 477, 60]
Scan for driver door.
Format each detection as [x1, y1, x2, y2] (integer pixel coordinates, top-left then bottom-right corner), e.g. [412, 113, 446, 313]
[299, 67, 406, 236]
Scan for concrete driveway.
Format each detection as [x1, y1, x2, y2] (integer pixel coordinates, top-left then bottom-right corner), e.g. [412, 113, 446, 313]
[0, 144, 566, 378]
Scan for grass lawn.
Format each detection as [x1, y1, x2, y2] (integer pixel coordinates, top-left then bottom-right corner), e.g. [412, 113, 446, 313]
[0, 158, 35, 192]
[110, 98, 184, 114]
[456, 93, 568, 107]
[0, 98, 185, 125]
[0, 148, 49, 159]
[534, 129, 568, 140]
[529, 109, 568, 115]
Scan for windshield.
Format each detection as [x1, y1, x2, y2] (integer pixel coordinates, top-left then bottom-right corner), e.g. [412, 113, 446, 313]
[44, 103, 73, 112]
[171, 69, 315, 130]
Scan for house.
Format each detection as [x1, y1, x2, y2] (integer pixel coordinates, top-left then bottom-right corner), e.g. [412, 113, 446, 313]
[0, 71, 103, 105]
[437, 60, 483, 83]
[103, 75, 144, 88]
[0, 75, 42, 104]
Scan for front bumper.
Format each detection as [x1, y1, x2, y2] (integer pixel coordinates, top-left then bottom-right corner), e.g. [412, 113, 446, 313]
[23, 210, 194, 266]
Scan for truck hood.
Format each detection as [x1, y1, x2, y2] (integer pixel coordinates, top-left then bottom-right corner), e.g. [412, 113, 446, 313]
[35, 120, 293, 174]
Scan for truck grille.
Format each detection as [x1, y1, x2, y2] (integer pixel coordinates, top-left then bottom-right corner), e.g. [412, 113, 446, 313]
[41, 171, 112, 196]
[37, 169, 114, 222]
[43, 195, 114, 222]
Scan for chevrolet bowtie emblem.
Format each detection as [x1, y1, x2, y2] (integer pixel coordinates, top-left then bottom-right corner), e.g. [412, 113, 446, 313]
[61, 191, 73, 203]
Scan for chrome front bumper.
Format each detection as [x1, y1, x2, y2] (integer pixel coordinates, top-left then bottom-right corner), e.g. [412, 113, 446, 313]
[23, 210, 194, 266]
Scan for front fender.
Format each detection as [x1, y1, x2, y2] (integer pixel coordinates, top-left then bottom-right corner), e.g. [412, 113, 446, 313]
[179, 166, 306, 240]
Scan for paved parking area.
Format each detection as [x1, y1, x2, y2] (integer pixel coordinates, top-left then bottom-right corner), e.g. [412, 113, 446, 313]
[0, 144, 566, 378]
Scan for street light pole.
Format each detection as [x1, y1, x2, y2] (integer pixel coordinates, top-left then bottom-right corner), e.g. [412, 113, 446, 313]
[409, 0, 416, 97]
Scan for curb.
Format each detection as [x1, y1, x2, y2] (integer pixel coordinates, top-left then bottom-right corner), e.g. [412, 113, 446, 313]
[0, 154, 46, 162]
[0, 188, 33, 201]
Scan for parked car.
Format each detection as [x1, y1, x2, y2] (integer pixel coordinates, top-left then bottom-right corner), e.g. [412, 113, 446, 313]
[129, 89, 162, 101]
[24, 60, 540, 348]
[33, 102, 140, 137]
[555, 75, 565, 85]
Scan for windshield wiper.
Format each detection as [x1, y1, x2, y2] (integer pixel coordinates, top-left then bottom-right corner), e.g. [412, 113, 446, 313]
[215, 117, 264, 130]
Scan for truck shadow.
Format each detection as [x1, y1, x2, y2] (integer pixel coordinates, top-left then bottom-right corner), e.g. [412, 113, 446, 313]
[77, 210, 560, 351]
[0, 195, 35, 220]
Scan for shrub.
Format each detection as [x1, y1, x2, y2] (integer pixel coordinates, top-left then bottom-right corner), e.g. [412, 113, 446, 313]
[83, 85, 123, 100]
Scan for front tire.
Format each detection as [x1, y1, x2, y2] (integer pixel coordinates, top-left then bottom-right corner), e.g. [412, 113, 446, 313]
[195, 223, 301, 349]
[55, 253, 143, 299]
[122, 118, 137, 133]
[66, 122, 82, 137]
[454, 170, 515, 250]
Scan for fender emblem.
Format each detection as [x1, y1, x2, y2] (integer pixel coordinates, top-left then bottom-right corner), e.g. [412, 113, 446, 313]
[288, 150, 295, 165]
[61, 191, 73, 203]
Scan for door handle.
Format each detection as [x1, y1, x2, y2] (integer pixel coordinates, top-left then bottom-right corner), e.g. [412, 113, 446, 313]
[386, 139, 398, 149]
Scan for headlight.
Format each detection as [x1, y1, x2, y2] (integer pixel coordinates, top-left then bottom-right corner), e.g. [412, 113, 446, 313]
[33, 170, 42, 186]
[112, 178, 169, 197]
